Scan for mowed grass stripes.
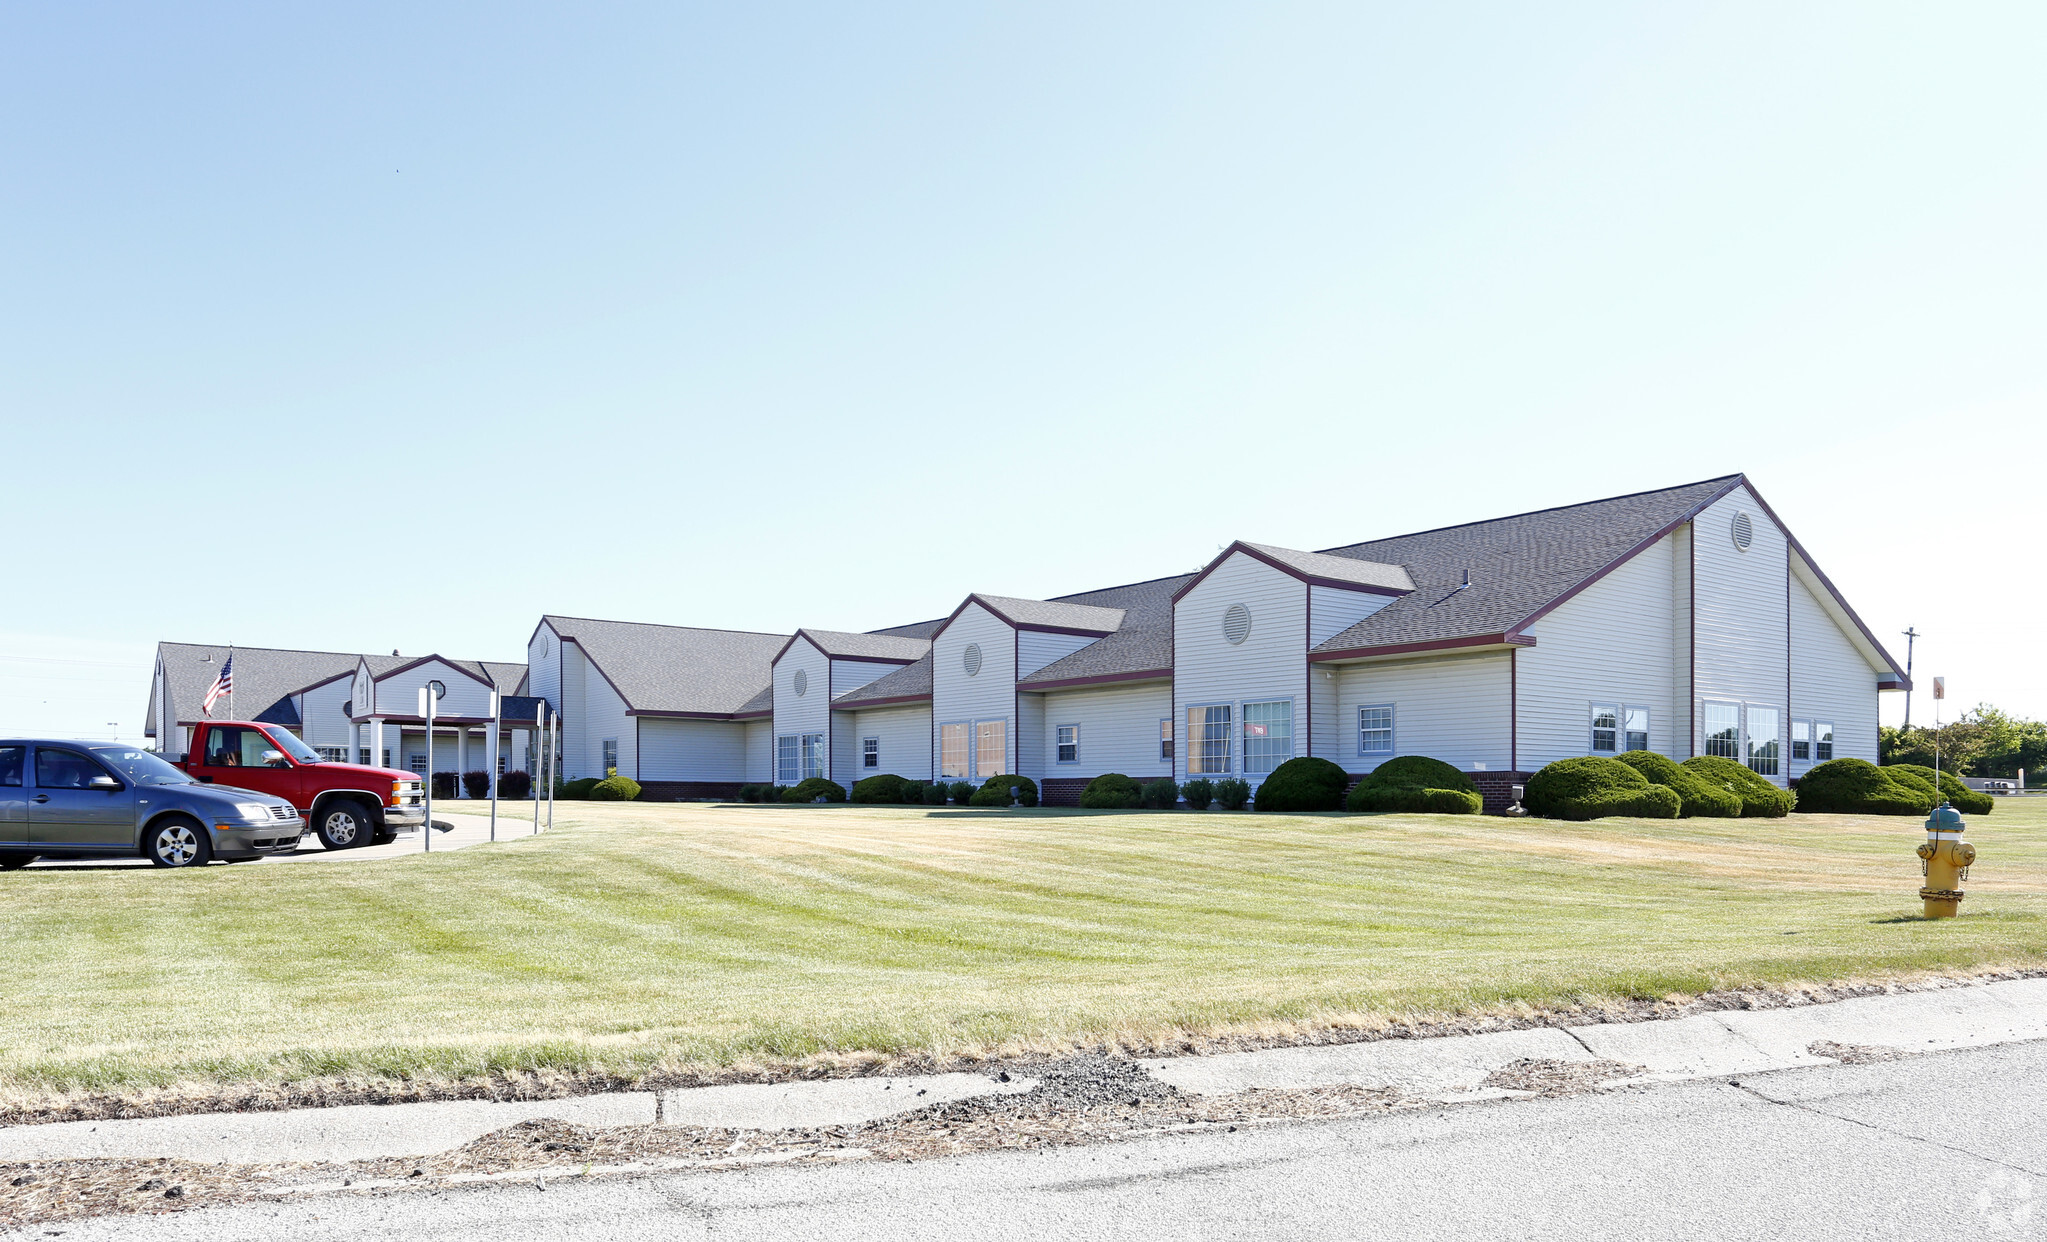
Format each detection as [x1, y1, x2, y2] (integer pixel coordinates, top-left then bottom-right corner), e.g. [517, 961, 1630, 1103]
[1, 798, 2043, 1094]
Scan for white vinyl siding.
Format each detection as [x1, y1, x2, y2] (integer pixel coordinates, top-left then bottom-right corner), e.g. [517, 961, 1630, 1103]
[773, 637, 831, 780]
[845, 705, 929, 779]
[573, 657, 634, 781]
[745, 718, 772, 782]
[295, 675, 355, 752]
[374, 659, 497, 719]
[528, 623, 562, 718]
[830, 658, 902, 698]
[1788, 566, 1882, 769]
[830, 708, 860, 789]
[1173, 551, 1307, 784]
[1515, 532, 1678, 768]
[1017, 631, 1099, 678]
[932, 603, 1016, 777]
[1308, 585, 1396, 647]
[638, 718, 750, 781]
[1331, 653, 1511, 773]
[1030, 682, 1172, 778]
[1692, 486, 1791, 786]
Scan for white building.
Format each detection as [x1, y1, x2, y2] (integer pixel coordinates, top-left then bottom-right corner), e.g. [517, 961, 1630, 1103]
[528, 476, 1908, 808]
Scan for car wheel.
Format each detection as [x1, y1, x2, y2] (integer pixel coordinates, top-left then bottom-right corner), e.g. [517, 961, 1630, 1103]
[0, 853, 33, 871]
[146, 817, 213, 868]
[317, 801, 374, 850]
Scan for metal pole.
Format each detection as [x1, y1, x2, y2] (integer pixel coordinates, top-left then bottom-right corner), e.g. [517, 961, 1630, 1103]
[546, 711, 557, 832]
[533, 706, 546, 835]
[421, 688, 434, 854]
[487, 691, 500, 842]
[1901, 627, 1919, 730]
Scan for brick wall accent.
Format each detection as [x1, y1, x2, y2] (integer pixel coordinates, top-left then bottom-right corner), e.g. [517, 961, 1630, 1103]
[1041, 778, 1090, 808]
[1338, 769, 1533, 815]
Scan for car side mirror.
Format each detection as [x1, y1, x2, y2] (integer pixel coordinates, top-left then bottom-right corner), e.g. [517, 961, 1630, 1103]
[262, 750, 287, 764]
[89, 775, 121, 791]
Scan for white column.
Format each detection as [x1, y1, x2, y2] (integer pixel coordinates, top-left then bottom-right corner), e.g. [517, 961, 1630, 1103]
[369, 717, 385, 770]
[349, 721, 361, 765]
[457, 727, 470, 796]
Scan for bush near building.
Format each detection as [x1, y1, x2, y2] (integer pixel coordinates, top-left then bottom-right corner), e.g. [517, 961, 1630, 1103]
[1215, 778, 1252, 810]
[1079, 773, 1143, 809]
[923, 781, 950, 805]
[1525, 757, 1682, 821]
[850, 774, 906, 804]
[1181, 778, 1215, 811]
[970, 774, 1039, 807]
[498, 769, 532, 800]
[1251, 757, 1349, 812]
[1141, 778, 1180, 810]
[1345, 755, 1483, 815]
[462, 770, 493, 799]
[1794, 758, 1931, 815]
[591, 775, 643, 801]
[1679, 756, 1794, 818]
[898, 781, 928, 804]
[948, 781, 975, 804]
[1884, 764, 1994, 815]
[1613, 751, 1741, 818]
[782, 778, 847, 803]
[558, 777, 602, 800]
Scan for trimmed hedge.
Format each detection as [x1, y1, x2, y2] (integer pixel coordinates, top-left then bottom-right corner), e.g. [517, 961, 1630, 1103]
[1215, 778, 1251, 810]
[591, 774, 642, 801]
[850, 773, 906, 804]
[462, 770, 492, 799]
[1613, 750, 1741, 818]
[1680, 756, 1795, 817]
[1525, 756, 1682, 821]
[559, 777, 601, 800]
[1345, 755, 1483, 815]
[498, 770, 531, 800]
[1885, 764, 1993, 815]
[948, 781, 974, 804]
[898, 780, 928, 805]
[1142, 778, 1180, 810]
[1794, 758, 1930, 815]
[1181, 778, 1215, 811]
[1079, 773, 1142, 809]
[782, 777, 847, 803]
[917, 781, 946, 805]
[431, 772, 459, 799]
[970, 774, 1039, 807]
[1250, 757, 1348, 812]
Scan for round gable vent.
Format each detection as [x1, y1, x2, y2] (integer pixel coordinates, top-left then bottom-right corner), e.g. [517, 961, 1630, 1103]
[963, 643, 984, 677]
[793, 669, 808, 697]
[1222, 603, 1253, 646]
[1731, 511, 1754, 552]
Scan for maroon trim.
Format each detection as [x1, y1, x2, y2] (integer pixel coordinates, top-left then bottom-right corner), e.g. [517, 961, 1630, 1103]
[1687, 526, 1696, 759]
[1507, 479, 1744, 638]
[564, 638, 641, 719]
[1017, 667, 1173, 692]
[927, 594, 1123, 644]
[1737, 480, 1910, 684]
[830, 692, 933, 711]
[1308, 633, 1536, 663]
[1013, 629, 1021, 776]
[374, 652, 498, 688]
[627, 709, 746, 720]
[1310, 474, 1744, 557]
[1304, 585, 1313, 759]
[1169, 541, 1411, 606]
[1509, 646, 1518, 773]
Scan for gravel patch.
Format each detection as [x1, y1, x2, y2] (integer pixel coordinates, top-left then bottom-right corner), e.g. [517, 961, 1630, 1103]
[1482, 1058, 1645, 1096]
[1808, 1040, 1908, 1065]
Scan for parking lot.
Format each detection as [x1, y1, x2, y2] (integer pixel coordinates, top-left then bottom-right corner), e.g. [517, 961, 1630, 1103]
[18, 810, 538, 868]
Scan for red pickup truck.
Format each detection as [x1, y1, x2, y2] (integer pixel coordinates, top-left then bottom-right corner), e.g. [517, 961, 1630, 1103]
[176, 721, 426, 849]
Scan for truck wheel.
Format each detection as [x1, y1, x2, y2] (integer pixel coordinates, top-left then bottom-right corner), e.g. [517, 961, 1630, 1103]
[0, 853, 33, 871]
[146, 817, 213, 868]
[317, 801, 375, 850]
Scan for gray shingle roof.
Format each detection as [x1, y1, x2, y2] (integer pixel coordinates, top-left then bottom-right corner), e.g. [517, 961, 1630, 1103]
[793, 629, 931, 661]
[543, 615, 789, 716]
[1309, 475, 1742, 654]
[831, 653, 934, 706]
[1241, 542, 1414, 592]
[869, 618, 946, 640]
[149, 644, 534, 738]
[969, 595, 1125, 633]
[1016, 574, 1193, 687]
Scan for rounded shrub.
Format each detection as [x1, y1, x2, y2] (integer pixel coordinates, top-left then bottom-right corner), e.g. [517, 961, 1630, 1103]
[970, 774, 1038, 807]
[1214, 777, 1251, 810]
[1141, 778, 1180, 809]
[923, 781, 951, 805]
[1079, 773, 1143, 809]
[498, 770, 532, 800]
[559, 777, 601, 800]
[1679, 756, 1795, 817]
[1250, 757, 1348, 812]
[737, 784, 760, 803]
[590, 774, 642, 801]
[1525, 756, 1682, 821]
[1613, 750, 1741, 818]
[948, 780, 975, 804]
[1885, 764, 1993, 815]
[1344, 755, 1482, 815]
[850, 773, 906, 804]
[782, 777, 847, 803]
[1795, 759, 1933, 815]
[898, 780, 928, 805]
[1181, 778, 1215, 811]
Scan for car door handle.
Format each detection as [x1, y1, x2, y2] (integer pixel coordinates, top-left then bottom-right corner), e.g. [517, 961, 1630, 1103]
[32, 795, 49, 803]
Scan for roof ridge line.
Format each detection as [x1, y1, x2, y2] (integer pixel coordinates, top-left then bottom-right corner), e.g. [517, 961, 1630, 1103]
[1313, 474, 1745, 555]
[544, 614, 791, 639]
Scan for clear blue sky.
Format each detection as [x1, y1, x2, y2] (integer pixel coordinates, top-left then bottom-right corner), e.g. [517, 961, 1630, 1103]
[3, 2, 2043, 741]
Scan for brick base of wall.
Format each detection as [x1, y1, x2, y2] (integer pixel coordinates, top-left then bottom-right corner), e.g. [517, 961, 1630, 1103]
[636, 780, 750, 802]
[1468, 771, 1536, 815]
[1040, 778, 1090, 808]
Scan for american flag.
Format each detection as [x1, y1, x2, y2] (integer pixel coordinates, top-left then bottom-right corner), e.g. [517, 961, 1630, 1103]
[202, 654, 234, 715]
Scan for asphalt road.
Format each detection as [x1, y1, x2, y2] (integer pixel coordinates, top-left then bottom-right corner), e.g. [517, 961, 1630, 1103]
[34, 1040, 2047, 1241]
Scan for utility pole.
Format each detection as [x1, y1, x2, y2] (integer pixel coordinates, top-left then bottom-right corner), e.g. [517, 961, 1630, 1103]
[1901, 627, 1919, 729]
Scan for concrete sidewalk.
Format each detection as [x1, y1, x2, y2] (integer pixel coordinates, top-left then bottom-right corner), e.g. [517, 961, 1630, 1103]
[1, 978, 2041, 1168]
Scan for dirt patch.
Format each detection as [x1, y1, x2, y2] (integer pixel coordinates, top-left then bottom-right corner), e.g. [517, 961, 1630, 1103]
[1808, 1040, 1908, 1065]
[1482, 1058, 1645, 1096]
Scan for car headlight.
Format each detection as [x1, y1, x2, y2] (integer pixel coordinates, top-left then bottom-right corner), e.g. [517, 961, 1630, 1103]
[235, 802, 275, 821]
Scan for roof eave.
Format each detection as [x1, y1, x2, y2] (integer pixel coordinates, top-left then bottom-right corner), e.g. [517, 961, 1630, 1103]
[1308, 633, 1538, 664]
[1018, 668, 1173, 692]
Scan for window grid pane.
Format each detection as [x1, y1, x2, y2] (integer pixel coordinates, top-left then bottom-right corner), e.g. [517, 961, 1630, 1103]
[1624, 706, 1649, 753]
[975, 720, 1006, 778]
[1159, 718, 1173, 763]
[940, 723, 969, 778]
[1791, 719, 1811, 762]
[1056, 725, 1078, 764]
[1243, 700, 1293, 775]
[862, 737, 879, 769]
[1590, 704, 1619, 753]
[1704, 703, 1741, 759]
[1815, 721, 1834, 762]
[1746, 707, 1780, 776]
[1358, 705, 1393, 755]
[1188, 705, 1232, 775]
[777, 735, 799, 785]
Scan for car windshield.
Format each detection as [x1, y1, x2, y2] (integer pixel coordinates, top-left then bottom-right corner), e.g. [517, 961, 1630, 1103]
[92, 747, 195, 786]
[264, 729, 324, 765]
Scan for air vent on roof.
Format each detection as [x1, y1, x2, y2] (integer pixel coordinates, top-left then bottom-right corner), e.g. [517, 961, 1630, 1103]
[793, 669, 808, 697]
[1222, 603, 1253, 646]
[1731, 511, 1754, 552]
[963, 643, 984, 677]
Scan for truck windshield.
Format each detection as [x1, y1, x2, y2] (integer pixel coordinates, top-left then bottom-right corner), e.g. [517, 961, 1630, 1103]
[262, 729, 325, 765]
[92, 747, 196, 786]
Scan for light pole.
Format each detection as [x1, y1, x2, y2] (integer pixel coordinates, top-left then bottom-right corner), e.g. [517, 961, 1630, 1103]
[418, 679, 445, 852]
[1901, 627, 1919, 729]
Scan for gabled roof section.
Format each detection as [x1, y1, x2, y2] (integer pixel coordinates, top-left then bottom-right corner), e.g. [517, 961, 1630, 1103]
[152, 642, 369, 732]
[1017, 573, 1193, 689]
[542, 615, 789, 716]
[778, 628, 931, 665]
[371, 653, 499, 689]
[932, 593, 1126, 640]
[868, 617, 946, 640]
[1307, 475, 1745, 659]
[831, 653, 934, 708]
[1241, 542, 1413, 593]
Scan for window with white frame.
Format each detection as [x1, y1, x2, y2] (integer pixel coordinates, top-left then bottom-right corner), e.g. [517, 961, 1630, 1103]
[1703, 702, 1741, 759]
[602, 738, 618, 776]
[1056, 725, 1078, 764]
[1158, 718, 1173, 763]
[975, 720, 1006, 778]
[1791, 719, 1811, 762]
[1624, 706, 1648, 752]
[497, 753, 508, 775]
[1358, 705, 1393, 755]
[1590, 704, 1619, 753]
[777, 734, 800, 784]
[317, 746, 347, 763]
[409, 754, 427, 774]
[1815, 720, 1834, 761]
[1187, 704, 1233, 774]
[1746, 706, 1780, 776]
[382, 749, 392, 769]
[862, 737, 879, 769]
[1243, 700, 1293, 774]
[800, 733, 825, 781]
[940, 723, 969, 778]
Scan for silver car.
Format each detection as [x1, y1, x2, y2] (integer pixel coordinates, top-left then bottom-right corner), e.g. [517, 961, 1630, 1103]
[0, 740, 303, 869]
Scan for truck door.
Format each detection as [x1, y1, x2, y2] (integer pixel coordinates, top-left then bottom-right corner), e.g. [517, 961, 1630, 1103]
[0, 746, 27, 848]
[190, 726, 299, 803]
[28, 745, 138, 848]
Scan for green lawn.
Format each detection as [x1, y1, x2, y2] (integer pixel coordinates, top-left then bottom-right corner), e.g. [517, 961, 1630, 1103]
[2, 796, 2044, 1098]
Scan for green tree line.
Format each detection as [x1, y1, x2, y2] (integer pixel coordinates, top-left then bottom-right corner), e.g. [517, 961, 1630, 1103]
[1879, 703, 2047, 779]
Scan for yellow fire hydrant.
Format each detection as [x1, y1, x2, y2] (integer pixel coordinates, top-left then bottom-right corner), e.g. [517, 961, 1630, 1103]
[1916, 802, 1976, 919]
